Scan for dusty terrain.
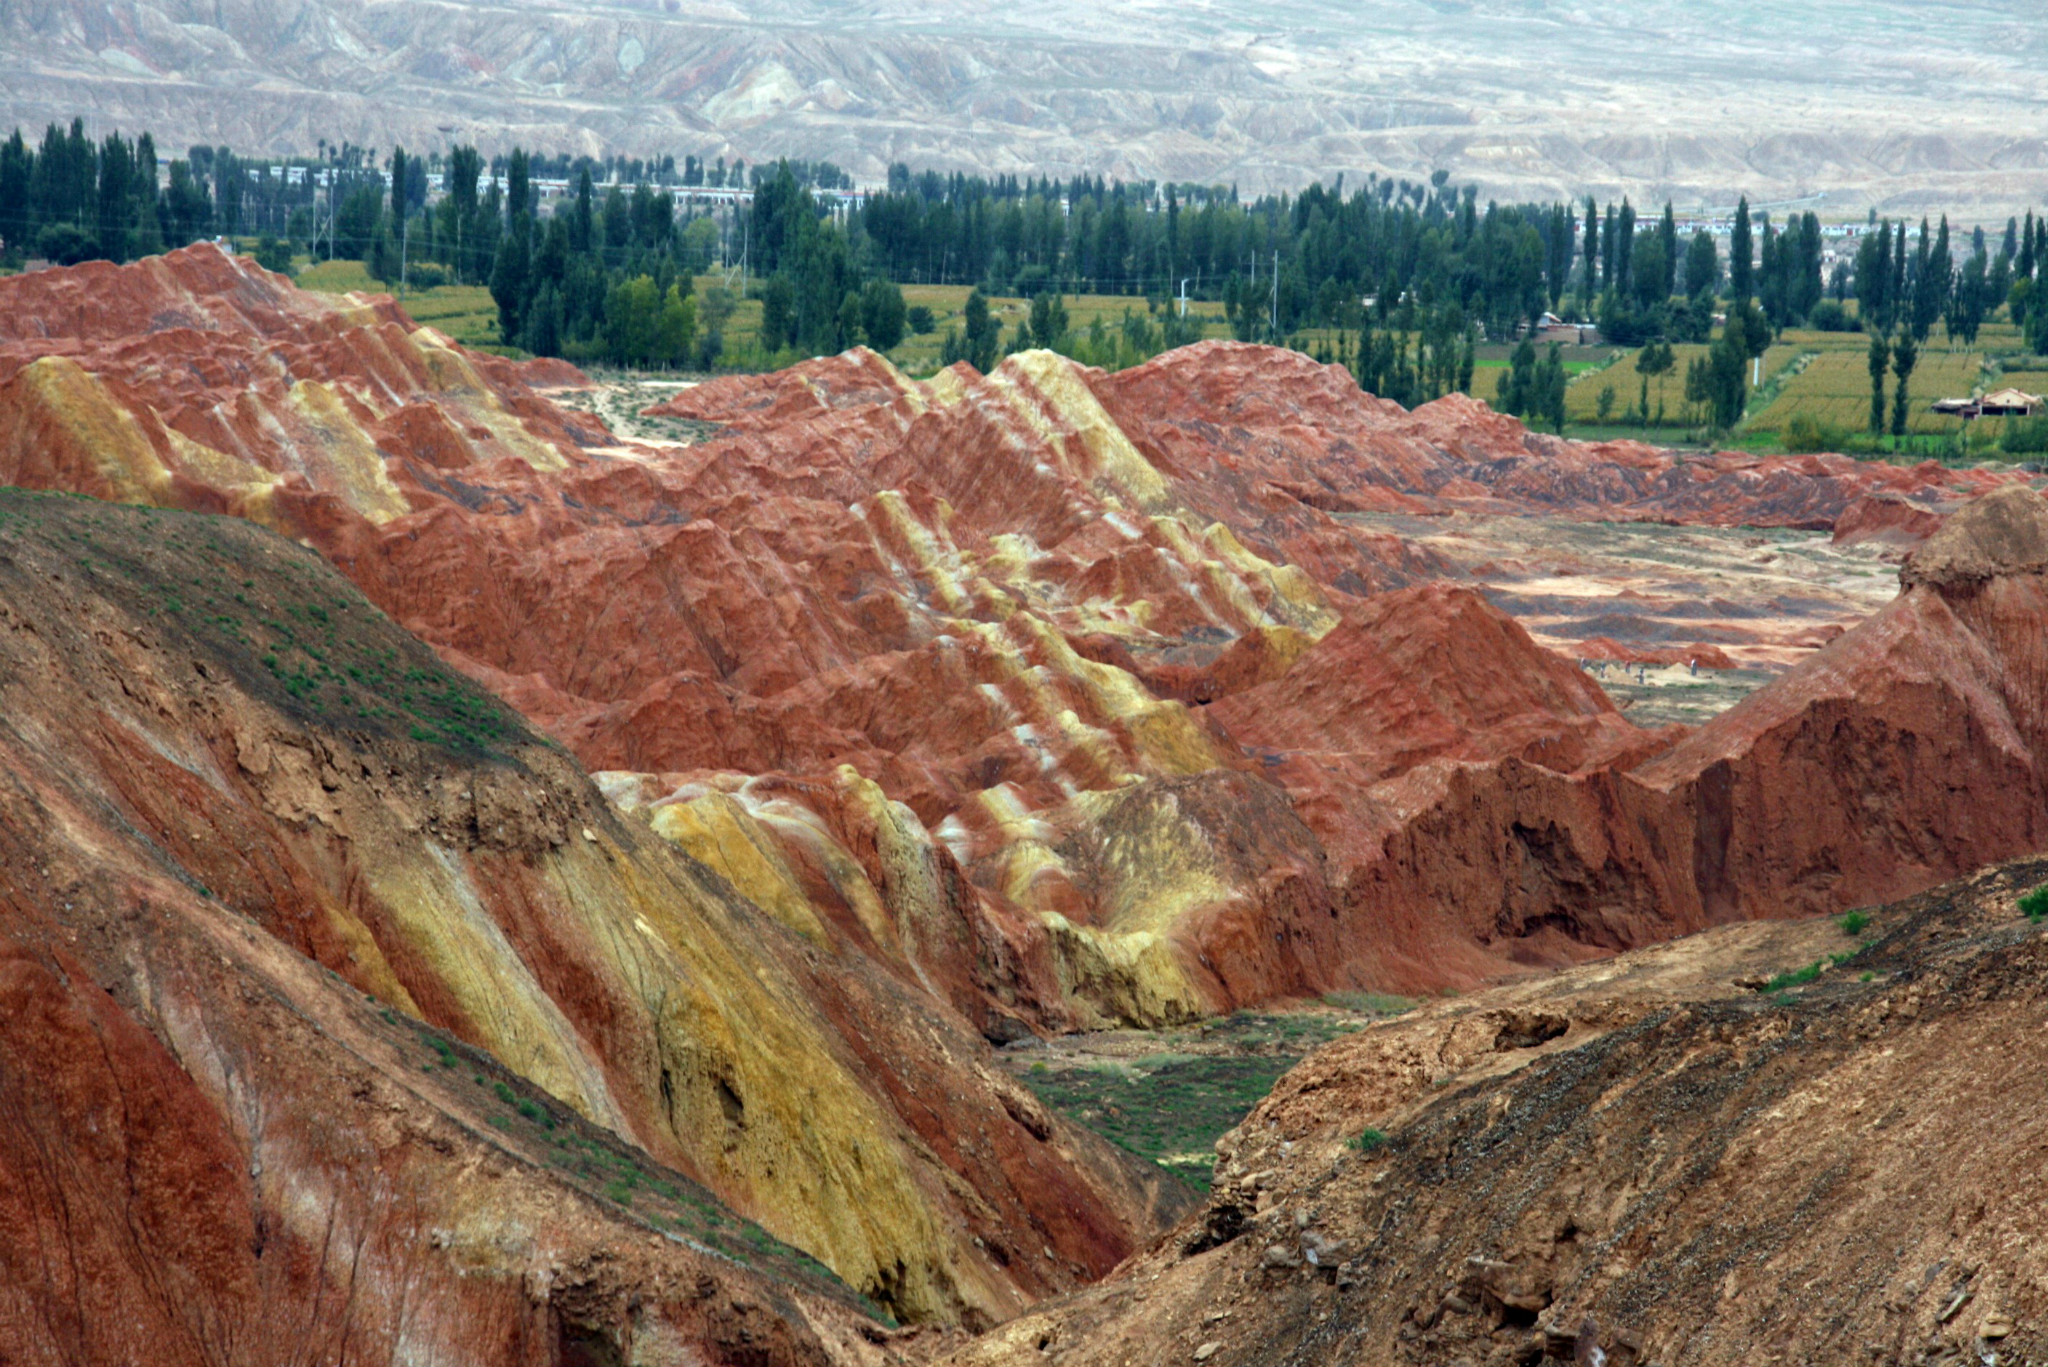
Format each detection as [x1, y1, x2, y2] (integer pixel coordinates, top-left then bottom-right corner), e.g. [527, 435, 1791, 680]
[943, 850, 2048, 1367]
[546, 375, 714, 447]
[7, 0, 2048, 210]
[1343, 510, 1908, 726]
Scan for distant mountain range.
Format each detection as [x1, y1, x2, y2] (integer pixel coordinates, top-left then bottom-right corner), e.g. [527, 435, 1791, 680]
[5, 0, 2047, 215]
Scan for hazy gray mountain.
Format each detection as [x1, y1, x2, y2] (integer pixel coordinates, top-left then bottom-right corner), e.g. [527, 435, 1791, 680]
[5, 0, 2047, 213]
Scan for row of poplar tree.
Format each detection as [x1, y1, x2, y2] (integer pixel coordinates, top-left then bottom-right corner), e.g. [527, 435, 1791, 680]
[11, 116, 2048, 387]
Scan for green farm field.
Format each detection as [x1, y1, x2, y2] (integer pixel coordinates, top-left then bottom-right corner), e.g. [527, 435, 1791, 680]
[1560, 343, 1803, 427]
[1745, 345, 1990, 436]
[298, 256, 1238, 374]
[888, 284, 1231, 373]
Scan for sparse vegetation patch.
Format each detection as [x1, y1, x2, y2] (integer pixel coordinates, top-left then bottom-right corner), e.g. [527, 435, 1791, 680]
[0, 490, 517, 758]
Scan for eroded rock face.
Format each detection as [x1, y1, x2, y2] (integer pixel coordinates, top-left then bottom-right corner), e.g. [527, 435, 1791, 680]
[1214, 483, 2048, 993]
[10, 248, 2048, 1357]
[1901, 480, 2048, 585]
[3, 249, 2041, 1033]
[0, 246, 600, 532]
[937, 855, 2048, 1367]
[0, 493, 1185, 1352]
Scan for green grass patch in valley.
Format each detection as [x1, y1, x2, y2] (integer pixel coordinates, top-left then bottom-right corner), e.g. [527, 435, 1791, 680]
[1762, 960, 1827, 993]
[297, 260, 507, 350]
[1019, 1053, 1299, 1188]
[2020, 886, 2048, 922]
[1012, 1009, 1375, 1189]
[1322, 990, 1418, 1016]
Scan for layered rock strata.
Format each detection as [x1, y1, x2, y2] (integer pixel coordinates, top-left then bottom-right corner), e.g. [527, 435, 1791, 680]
[1209, 483, 2048, 991]
[0, 491, 1184, 1351]
[11, 246, 2048, 1359]
[3, 247, 2040, 1037]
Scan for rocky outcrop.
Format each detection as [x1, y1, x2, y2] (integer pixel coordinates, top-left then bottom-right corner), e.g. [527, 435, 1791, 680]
[939, 854, 2048, 1367]
[0, 246, 601, 535]
[1832, 489, 1952, 547]
[0, 491, 1186, 1354]
[1629, 482, 2048, 915]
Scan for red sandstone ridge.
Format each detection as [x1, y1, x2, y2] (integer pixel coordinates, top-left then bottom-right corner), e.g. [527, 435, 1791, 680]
[1211, 585, 1656, 785]
[1195, 483, 2048, 993]
[5, 250, 2044, 1030]
[1091, 341, 2019, 529]
[1627, 484, 2048, 905]
[1832, 489, 1953, 548]
[0, 243, 608, 533]
[0, 495, 1187, 1356]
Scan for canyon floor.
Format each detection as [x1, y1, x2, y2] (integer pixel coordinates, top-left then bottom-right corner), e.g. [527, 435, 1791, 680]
[944, 854, 2048, 1367]
[1346, 511, 1906, 728]
[1349, 511, 1903, 669]
[999, 999, 1411, 1191]
[544, 376, 717, 447]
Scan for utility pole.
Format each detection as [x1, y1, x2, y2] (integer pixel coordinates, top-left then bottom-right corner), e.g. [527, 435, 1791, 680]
[1178, 277, 1190, 318]
[1271, 249, 1279, 338]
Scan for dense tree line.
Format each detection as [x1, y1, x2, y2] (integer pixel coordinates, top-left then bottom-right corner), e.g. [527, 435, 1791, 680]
[1, 120, 395, 267]
[14, 115, 2048, 394]
[480, 156, 904, 366]
[1851, 213, 1993, 344]
[509, 150, 678, 185]
[486, 152, 703, 365]
[850, 168, 1588, 343]
[1, 119, 170, 265]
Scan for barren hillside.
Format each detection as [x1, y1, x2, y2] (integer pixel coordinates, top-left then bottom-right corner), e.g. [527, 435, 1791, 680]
[5, 0, 2047, 212]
